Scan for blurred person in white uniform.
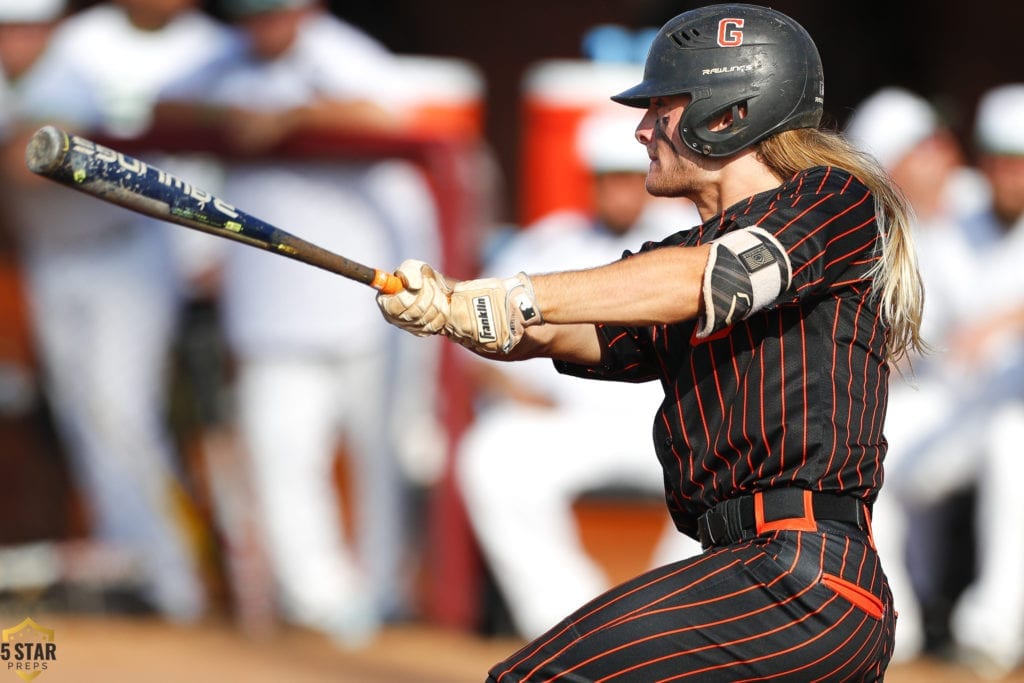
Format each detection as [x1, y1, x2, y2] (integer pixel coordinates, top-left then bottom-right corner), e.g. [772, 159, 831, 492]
[455, 111, 703, 640]
[0, 1, 75, 570]
[158, 0, 443, 644]
[845, 86, 988, 663]
[0, 0, 65, 133]
[1, 0, 235, 621]
[0, 0, 67, 408]
[939, 83, 1024, 679]
[849, 85, 1024, 676]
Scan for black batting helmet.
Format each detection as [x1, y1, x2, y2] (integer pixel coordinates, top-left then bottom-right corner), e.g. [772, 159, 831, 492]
[612, 3, 824, 157]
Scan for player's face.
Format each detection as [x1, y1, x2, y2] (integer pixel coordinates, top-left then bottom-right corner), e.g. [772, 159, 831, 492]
[242, 8, 305, 60]
[117, 0, 198, 30]
[889, 131, 963, 220]
[636, 94, 712, 198]
[592, 171, 649, 235]
[981, 153, 1024, 227]
[0, 21, 55, 81]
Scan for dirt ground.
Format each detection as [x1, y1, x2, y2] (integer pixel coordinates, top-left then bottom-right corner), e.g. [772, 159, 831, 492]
[3, 613, 1019, 683]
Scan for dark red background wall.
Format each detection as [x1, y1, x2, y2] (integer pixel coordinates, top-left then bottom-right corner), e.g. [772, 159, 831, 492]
[337, 0, 1024, 223]
[74, 0, 1024, 223]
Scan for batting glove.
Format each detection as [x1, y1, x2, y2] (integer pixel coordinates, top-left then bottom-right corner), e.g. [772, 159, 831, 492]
[445, 273, 543, 354]
[376, 259, 450, 336]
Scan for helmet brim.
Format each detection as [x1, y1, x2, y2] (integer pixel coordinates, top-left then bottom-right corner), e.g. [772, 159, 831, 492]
[610, 84, 652, 108]
[611, 80, 692, 108]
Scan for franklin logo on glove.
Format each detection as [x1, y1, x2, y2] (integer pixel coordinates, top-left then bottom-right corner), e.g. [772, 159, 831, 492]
[474, 296, 497, 342]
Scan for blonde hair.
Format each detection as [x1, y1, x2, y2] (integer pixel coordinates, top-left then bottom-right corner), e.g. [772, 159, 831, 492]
[757, 127, 925, 363]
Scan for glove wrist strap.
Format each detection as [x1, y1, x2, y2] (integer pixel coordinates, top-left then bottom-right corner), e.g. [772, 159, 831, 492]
[504, 272, 543, 327]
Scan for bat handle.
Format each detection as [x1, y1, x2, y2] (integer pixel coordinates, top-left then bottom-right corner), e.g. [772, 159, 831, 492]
[371, 270, 405, 294]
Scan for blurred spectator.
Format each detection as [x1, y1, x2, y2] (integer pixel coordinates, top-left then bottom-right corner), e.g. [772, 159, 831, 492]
[156, 0, 445, 646]
[845, 86, 988, 663]
[456, 110, 703, 640]
[0, 0, 66, 179]
[941, 83, 1024, 679]
[848, 84, 1024, 677]
[1, 0, 235, 621]
[0, 0, 73, 554]
[0, 0, 67, 320]
[0, 0, 65, 123]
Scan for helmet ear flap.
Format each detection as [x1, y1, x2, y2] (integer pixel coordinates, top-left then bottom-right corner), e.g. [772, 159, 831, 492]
[707, 103, 748, 133]
[719, 103, 751, 139]
[678, 97, 750, 156]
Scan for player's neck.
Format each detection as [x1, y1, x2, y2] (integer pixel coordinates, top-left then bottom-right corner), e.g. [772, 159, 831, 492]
[690, 150, 784, 221]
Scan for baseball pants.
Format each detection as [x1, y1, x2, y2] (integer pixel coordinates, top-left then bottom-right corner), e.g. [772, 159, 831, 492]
[487, 521, 894, 682]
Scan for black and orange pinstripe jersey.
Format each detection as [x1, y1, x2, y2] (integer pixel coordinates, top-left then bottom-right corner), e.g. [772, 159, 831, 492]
[556, 165, 889, 540]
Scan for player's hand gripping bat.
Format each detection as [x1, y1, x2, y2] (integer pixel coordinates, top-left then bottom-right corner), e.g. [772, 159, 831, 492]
[24, 125, 405, 294]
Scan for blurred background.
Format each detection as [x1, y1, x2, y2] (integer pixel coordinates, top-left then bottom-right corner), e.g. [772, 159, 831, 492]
[332, 0, 1024, 226]
[1, 0, 1023, 680]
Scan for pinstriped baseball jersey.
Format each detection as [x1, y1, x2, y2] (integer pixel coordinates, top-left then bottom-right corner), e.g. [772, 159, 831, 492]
[482, 165, 899, 682]
[556, 165, 888, 540]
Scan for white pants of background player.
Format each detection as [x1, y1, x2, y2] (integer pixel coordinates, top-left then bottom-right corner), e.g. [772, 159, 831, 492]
[457, 386, 702, 639]
[23, 219, 205, 621]
[878, 355, 1024, 670]
[236, 349, 391, 638]
[222, 161, 440, 637]
[874, 373, 956, 662]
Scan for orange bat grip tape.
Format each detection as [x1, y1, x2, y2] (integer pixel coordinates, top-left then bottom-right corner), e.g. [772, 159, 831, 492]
[372, 270, 405, 294]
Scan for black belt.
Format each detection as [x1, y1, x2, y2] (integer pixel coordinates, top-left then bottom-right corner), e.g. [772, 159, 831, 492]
[696, 489, 870, 548]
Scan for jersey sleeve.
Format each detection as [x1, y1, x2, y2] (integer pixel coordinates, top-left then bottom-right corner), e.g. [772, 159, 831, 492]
[740, 167, 881, 302]
[554, 322, 663, 383]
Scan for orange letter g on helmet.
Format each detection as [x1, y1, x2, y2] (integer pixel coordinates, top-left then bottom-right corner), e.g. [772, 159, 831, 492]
[717, 18, 744, 46]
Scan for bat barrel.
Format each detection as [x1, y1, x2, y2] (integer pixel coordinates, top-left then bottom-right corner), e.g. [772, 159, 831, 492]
[21, 125, 404, 294]
[25, 126, 68, 176]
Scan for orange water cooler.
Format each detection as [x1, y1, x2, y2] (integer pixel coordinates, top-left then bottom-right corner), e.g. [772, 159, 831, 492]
[518, 59, 644, 225]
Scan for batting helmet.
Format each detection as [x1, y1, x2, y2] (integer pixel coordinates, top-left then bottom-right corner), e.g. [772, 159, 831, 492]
[612, 3, 824, 157]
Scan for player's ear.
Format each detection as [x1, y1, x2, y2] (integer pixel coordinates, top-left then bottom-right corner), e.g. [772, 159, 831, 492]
[714, 110, 734, 131]
[708, 104, 747, 132]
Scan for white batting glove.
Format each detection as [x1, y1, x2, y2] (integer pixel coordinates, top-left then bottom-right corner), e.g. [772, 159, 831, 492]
[376, 259, 450, 336]
[445, 272, 543, 354]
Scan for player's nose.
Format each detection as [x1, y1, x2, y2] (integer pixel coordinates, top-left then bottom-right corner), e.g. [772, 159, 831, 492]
[635, 116, 654, 147]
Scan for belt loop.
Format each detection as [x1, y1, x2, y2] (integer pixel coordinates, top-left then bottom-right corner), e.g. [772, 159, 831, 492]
[754, 490, 818, 535]
[862, 504, 876, 551]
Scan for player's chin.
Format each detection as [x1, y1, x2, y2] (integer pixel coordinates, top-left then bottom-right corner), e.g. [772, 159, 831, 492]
[645, 172, 675, 198]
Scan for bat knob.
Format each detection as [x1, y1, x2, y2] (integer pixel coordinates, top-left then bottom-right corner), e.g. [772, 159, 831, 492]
[25, 126, 68, 175]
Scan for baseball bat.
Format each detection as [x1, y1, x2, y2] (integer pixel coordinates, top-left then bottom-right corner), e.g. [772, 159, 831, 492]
[24, 125, 405, 294]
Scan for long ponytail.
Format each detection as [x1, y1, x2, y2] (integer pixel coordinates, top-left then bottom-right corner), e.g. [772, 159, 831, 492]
[757, 127, 926, 362]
